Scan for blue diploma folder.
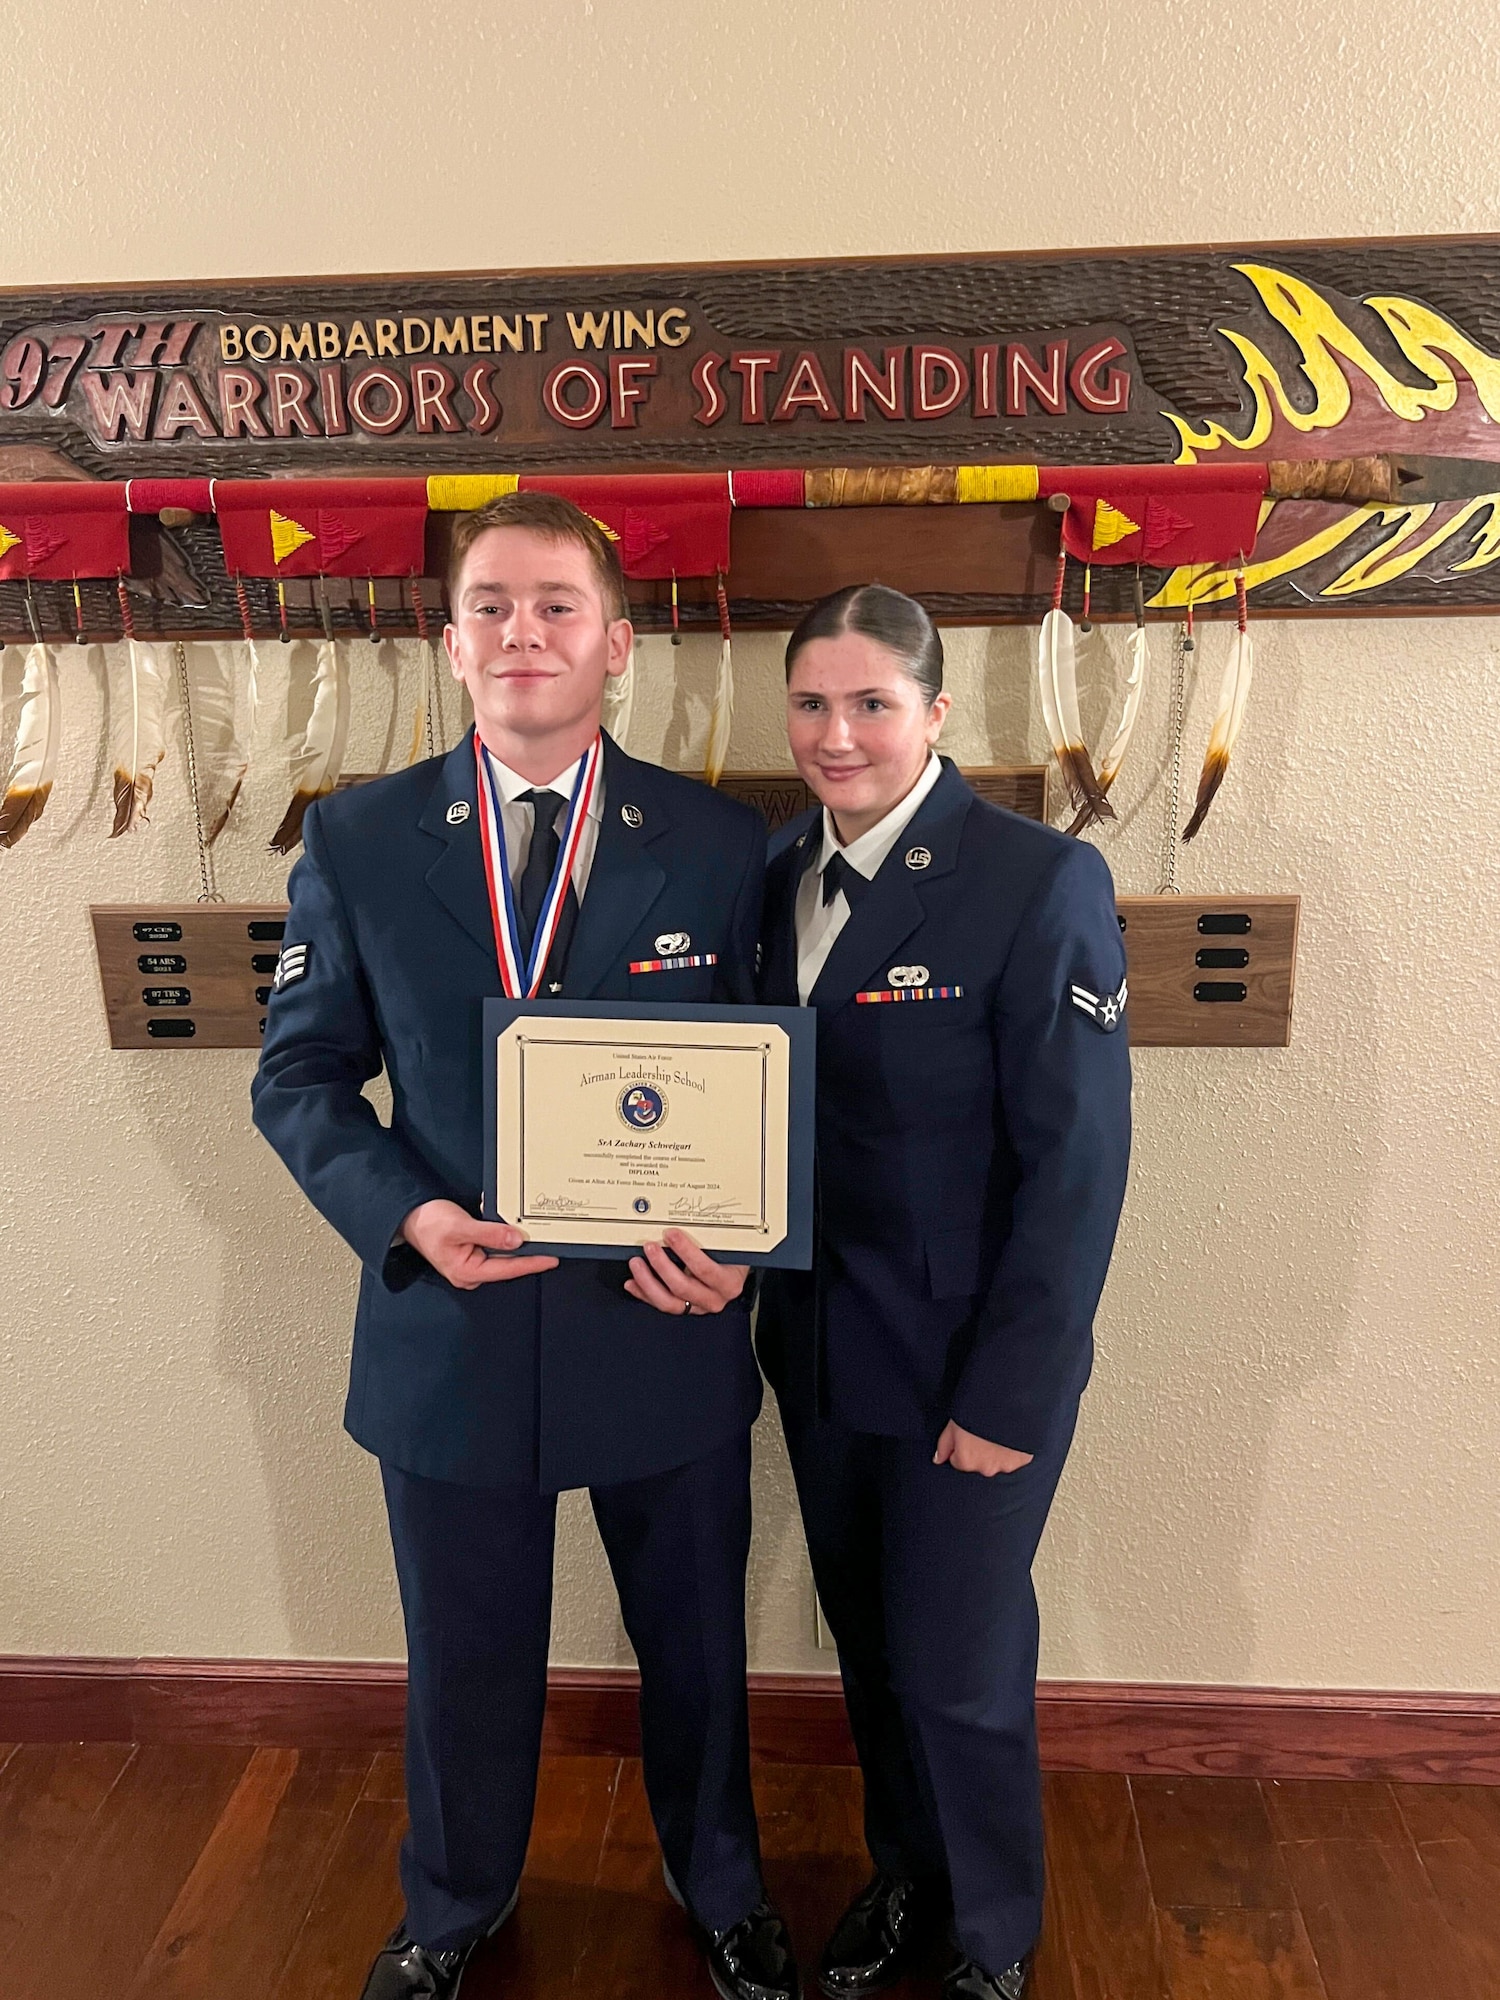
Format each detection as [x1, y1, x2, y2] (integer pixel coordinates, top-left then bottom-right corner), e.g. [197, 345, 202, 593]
[483, 998, 815, 1269]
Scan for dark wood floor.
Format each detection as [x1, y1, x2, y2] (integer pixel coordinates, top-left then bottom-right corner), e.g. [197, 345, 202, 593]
[0, 1741, 1496, 1998]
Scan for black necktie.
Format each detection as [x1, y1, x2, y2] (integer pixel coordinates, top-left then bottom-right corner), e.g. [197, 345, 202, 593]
[516, 789, 564, 959]
[821, 851, 871, 910]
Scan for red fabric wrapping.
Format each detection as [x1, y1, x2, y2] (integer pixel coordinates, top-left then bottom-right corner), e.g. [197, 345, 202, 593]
[518, 473, 730, 579]
[728, 469, 806, 508]
[0, 482, 130, 578]
[1036, 462, 1269, 567]
[214, 478, 428, 577]
[125, 478, 215, 515]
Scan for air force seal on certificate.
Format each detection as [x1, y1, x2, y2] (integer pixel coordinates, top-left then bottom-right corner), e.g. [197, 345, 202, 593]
[485, 1000, 815, 1266]
[1070, 976, 1128, 1031]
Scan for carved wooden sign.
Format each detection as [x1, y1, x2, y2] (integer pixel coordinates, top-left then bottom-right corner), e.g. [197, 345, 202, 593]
[5, 237, 1499, 624]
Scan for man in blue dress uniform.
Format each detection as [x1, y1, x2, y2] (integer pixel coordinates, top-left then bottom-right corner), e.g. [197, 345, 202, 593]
[253, 493, 800, 2000]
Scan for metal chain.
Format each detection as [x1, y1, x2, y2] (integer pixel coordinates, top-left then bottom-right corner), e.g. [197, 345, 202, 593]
[1156, 621, 1190, 894]
[174, 640, 221, 903]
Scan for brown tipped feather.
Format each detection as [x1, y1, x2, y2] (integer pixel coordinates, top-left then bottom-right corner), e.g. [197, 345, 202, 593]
[270, 789, 319, 854]
[1181, 750, 1229, 842]
[269, 637, 350, 854]
[1181, 626, 1253, 845]
[1038, 609, 1112, 833]
[109, 638, 170, 837]
[0, 779, 53, 848]
[0, 643, 61, 848]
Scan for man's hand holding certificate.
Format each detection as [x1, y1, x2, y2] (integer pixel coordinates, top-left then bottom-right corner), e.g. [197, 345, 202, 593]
[484, 999, 815, 1269]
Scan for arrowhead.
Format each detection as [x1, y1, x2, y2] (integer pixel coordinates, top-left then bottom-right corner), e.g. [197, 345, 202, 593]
[1143, 498, 1196, 558]
[1091, 499, 1143, 551]
[312, 512, 365, 564]
[269, 510, 317, 565]
[0, 523, 20, 560]
[21, 519, 65, 565]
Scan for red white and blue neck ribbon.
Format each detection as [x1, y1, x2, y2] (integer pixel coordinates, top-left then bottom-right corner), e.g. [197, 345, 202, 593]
[473, 731, 602, 998]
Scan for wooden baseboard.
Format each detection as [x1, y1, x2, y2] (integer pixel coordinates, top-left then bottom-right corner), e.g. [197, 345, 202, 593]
[0, 1656, 1495, 1783]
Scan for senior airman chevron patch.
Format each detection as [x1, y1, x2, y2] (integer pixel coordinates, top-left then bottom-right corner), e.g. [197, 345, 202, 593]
[272, 941, 311, 992]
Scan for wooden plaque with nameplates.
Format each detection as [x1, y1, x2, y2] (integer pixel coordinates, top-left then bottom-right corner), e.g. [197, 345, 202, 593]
[90, 796, 1298, 1050]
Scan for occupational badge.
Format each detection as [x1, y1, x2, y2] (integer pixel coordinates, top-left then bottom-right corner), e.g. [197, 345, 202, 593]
[888, 965, 930, 987]
[655, 931, 691, 954]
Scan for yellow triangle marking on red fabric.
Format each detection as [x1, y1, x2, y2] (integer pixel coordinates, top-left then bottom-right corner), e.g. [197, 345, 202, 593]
[1092, 499, 1143, 550]
[0, 523, 21, 559]
[270, 510, 316, 565]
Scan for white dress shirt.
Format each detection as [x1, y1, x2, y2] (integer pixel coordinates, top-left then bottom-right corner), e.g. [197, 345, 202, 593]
[795, 752, 944, 1003]
[480, 745, 605, 903]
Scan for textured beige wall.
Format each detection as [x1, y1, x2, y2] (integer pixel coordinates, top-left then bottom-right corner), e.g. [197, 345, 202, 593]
[2, 0, 1498, 1687]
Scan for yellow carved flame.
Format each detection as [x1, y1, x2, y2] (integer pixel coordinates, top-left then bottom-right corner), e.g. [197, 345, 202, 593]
[1151, 264, 1500, 605]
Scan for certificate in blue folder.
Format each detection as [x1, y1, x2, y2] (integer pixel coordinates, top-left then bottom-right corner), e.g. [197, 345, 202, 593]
[483, 999, 815, 1269]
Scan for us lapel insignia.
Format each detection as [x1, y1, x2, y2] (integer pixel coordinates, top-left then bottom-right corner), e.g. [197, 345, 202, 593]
[445, 800, 470, 825]
[888, 965, 929, 987]
[621, 803, 644, 828]
[655, 931, 691, 954]
[272, 941, 311, 991]
[1070, 977, 1128, 1031]
[904, 845, 932, 870]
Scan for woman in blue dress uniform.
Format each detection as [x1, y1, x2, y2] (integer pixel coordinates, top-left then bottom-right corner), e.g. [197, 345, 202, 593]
[757, 586, 1132, 2000]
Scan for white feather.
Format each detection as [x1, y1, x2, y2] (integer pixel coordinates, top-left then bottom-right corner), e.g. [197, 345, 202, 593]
[1182, 626, 1255, 841]
[1037, 609, 1081, 808]
[1098, 623, 1149, 791]
[602, 648, 636, 753]
[197, 641, 255, 845]
[111, 637, 171, 837]
[271, 637, 351, 853]
[0, 642, 62, 848]
[704, 635, 734, 787]
[1212, 626, 1255, 760]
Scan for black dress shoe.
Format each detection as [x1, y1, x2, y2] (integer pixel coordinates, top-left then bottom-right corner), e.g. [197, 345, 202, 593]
[942, 1950, 1034, 1999]
[691, 1897, 801, 2000]
[818, 1872, 950, 1996]
[358, 1925, 477, 1999]
[360, 1889, 517, 1998]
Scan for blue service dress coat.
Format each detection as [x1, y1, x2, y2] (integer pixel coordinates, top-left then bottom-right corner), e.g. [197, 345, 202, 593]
[756, 756, 1133, 1457]
[754, 756, 1134, 1973]
[251, 727, 767, 1494]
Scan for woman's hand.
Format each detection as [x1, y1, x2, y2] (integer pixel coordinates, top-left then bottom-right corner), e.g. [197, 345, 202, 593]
[933, 1421, 1033, 1477]
[625, 1228, 750, 1316]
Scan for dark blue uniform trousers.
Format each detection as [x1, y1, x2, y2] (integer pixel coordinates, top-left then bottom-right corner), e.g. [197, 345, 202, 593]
[777, 1398, 1075, 1975]
[381, 1429, 763, 1952]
